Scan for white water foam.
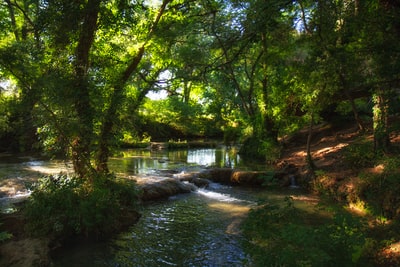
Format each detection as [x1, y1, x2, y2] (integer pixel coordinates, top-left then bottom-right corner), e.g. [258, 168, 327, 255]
[196, 188, 240, 202]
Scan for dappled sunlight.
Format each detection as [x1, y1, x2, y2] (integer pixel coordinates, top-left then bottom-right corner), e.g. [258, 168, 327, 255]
[0, 179, 29, 196]
[207, 202, 251, 235]
[226, 218, 244, 235]
[384, 242, 400, 255]
[290, 194, 319, 205]
[313, 142, 348, 158]
[346, 201, 368, 216]
[365, 163, 385, 175]
[378, 241, 400, 266]
[25, 161, 72, 175]
[208, 202, 251, 217]
[294, 151, 306, 157]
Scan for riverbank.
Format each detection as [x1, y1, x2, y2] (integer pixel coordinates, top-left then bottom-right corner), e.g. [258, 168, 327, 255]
[272, 121, 400, 265]
[1, 123, 399, 266]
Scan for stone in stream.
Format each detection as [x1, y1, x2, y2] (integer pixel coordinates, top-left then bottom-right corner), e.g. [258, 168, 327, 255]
[139, 178, 197, 201]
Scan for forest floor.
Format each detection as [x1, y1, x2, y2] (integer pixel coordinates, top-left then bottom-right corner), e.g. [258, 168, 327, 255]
[277, 120, 400, 266]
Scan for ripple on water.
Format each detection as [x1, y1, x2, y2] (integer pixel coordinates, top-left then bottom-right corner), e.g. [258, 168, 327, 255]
[105, 193, 250, 267]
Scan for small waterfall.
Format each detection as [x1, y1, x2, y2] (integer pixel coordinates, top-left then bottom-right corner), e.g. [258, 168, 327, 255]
[196, 188, 240, 202]
[289, 175, 299, 188]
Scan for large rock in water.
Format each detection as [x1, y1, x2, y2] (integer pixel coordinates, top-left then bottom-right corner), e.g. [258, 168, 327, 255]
[139, 178, 197, 201]
[201, 168, 266, 186]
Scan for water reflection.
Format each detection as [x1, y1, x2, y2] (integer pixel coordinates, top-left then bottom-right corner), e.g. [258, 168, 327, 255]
[109, 147, 243, 176]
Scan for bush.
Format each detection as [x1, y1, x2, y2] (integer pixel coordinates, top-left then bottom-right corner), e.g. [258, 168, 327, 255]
[343, 140, 376, 169]
[0, 227, 12, 242]
[239, 136, 281, 161]
[24, 173, 139, 241]
[358, 157, 400, 219]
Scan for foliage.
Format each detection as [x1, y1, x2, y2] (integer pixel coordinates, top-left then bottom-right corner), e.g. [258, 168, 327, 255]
[343, 139, 377, 168]
[0, 226, 12, 242]
[24, 174, 139, 241]
[242, 197, 369, 266]
[239, 136, 281, 162]
[358, 157, 400, 219]
[258, 171, 278, 187]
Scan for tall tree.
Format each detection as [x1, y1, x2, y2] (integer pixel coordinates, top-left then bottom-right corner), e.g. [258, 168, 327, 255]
[95, 0, 172, 173]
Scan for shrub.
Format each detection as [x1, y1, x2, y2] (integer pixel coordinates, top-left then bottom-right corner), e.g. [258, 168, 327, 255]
[358, 157, 400, 219]
[343, 141, 376, 169]
[239, 136, 281, 162]
[0, 227, 12, 242]
[24, 173, 139, 241]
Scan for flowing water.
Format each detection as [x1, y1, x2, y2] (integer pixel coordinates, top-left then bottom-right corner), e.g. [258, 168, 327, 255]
[0, 147, 312, 266]
[51, 183, 262, 267]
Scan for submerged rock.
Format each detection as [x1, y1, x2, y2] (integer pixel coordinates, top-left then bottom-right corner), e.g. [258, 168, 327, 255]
[139, 178, 197, 201]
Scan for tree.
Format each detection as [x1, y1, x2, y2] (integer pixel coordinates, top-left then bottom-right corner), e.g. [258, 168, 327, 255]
[205, 0, 298, 159]
[0, 0, 187, 179]
[364, 1, 400, 152]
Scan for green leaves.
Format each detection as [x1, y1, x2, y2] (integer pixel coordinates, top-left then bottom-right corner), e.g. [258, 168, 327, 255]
[25, 173, 139, 239]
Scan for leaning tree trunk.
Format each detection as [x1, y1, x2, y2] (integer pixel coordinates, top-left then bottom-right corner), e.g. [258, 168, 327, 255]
[71, 0, 101, 179]
[95, 47, 145, 174]
[306, 111, 316, 171]
[95, 0, 171, 173]
[339, 73, 365, 132]
[372, 89, 390, 153]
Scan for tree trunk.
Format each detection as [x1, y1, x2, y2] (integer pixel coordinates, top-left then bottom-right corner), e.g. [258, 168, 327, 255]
[373, 89, 390, 153]
[339, 73, 365, 132]
[71, 0, 101, 178]
[95, 46, 145, 174]
[306, 112, 316, 170]
[95, 0, 171, 173]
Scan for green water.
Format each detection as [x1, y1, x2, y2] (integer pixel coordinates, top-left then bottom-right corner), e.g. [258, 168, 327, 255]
[51, 184, 262, 266]
[1, 148, 316, 266]
[50, 185, 316, 267]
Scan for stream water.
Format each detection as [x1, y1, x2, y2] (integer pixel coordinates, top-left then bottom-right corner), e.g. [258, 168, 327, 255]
[0, 147, 311, 266]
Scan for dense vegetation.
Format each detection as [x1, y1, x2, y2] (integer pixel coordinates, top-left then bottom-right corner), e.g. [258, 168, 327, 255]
[242, 134, 400, 266]
[0, 0, 399, 265]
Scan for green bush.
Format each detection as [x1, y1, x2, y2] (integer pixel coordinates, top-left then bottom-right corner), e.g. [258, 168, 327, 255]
[239, 136, 281, 161]
[0, 227, 12, 242]
[359, 157, 400, 219]
[24, 173, 139, 241]
[343, 141, 376, 168]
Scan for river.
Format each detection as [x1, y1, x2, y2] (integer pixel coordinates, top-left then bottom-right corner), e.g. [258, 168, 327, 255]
[0, 147, 311, 266]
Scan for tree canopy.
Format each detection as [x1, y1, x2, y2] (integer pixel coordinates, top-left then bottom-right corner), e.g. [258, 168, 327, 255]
[0, 0, 399, 179]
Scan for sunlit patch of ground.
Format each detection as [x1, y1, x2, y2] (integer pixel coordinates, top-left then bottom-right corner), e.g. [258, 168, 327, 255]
[313, 143, 348, 158]
[377, 241, 400, 266]
[290, 194, 320, 204]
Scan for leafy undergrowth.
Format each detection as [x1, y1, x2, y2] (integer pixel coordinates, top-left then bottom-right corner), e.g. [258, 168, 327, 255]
[243, 123, 400, 266]
[23, 173, 141, 243]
